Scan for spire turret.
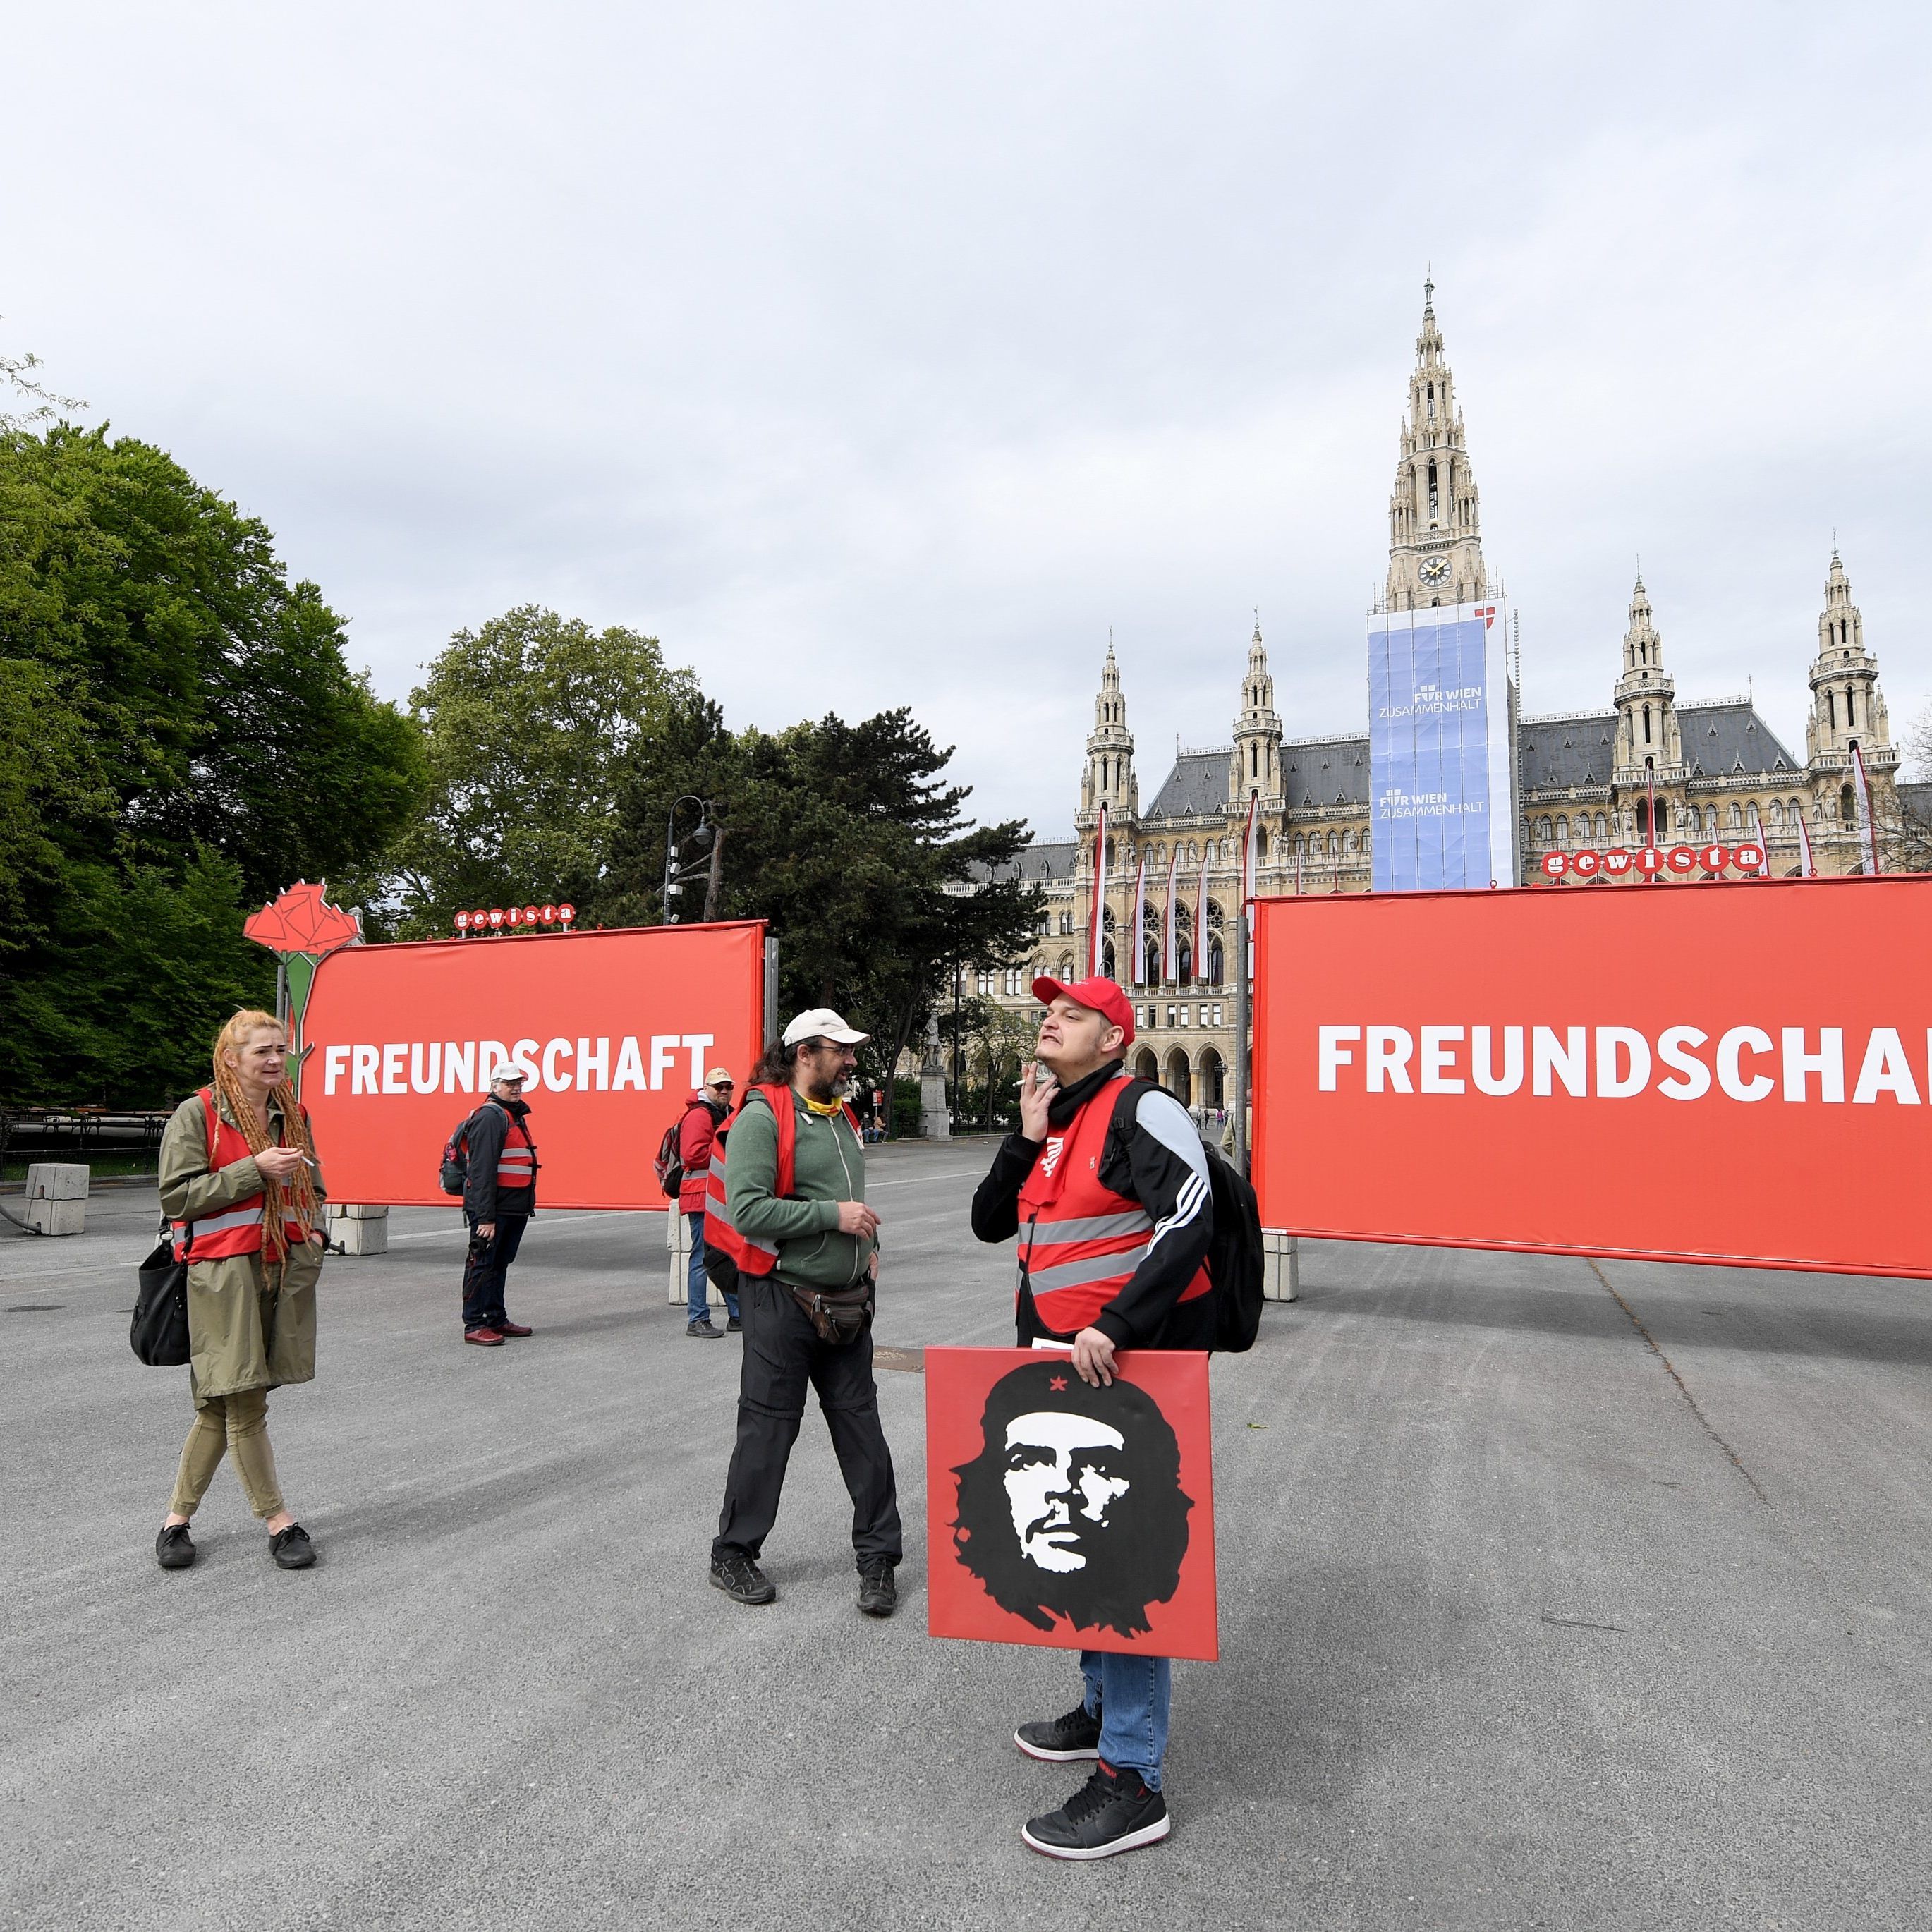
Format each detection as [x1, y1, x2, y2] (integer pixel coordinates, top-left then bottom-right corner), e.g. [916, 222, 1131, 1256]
[1080, 640, 1138, 821]
[1230, 617, 1283, 803]
[1382, 279, 1489, 612]
[1806, 545, 1893, 768]
[1612, 572, 1683, 786]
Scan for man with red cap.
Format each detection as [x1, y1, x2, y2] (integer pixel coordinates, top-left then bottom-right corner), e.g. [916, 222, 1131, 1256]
[970, 972, 1214, 1860]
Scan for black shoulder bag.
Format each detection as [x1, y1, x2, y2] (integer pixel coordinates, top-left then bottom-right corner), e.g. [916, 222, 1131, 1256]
[131, 1217, 193, 1368]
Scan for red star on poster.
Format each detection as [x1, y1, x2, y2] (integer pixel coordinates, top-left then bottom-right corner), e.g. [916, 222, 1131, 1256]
[1050, 1375, 1068, 1391]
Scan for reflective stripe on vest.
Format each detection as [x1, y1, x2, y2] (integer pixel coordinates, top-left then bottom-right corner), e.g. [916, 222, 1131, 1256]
[497, 1114, 536, 1188]
[1015, 1074, 1208, 1335]
[171, 1086, 308, 1261]
[702, 1085, 866, 1278]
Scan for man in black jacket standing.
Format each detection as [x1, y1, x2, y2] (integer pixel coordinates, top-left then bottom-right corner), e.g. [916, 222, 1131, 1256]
[971, 974, 1213, 1860]
[461, 1062, 539, 1347]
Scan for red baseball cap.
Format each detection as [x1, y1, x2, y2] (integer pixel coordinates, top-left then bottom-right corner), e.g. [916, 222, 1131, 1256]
[1031, 974, 1136, 1046]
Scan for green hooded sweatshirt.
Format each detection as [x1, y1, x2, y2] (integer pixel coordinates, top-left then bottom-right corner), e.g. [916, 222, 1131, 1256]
[723, 1085, 875, 1290]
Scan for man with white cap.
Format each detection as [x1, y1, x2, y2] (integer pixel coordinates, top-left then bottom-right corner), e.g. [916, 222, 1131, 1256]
[705, 1008, 901, 1617]
[461, 1062, 539, 1346]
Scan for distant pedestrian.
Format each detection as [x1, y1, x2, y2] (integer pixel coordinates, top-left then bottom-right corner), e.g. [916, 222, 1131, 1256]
[704, 1009, 901, 1616]
[154, 1009, 327, 1574]
[461, 1064, 539, 1347]
[971, 975, 1214, 1859]
[679, 1068, 740, 1339]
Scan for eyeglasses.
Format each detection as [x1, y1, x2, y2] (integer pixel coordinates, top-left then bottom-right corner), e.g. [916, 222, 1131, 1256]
[711, 1081, 734, 1092]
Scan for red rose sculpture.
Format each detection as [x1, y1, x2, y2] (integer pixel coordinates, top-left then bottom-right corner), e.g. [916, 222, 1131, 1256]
[243, 880, 363, 958]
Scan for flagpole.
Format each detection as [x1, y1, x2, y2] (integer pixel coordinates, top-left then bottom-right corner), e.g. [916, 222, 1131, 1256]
[1194, 842, 1210, 988]
[1852, 741, 1881, 875]
[1129, 850, 1148, 988]
[1163, 844, 1180, 985]
[1089, 803, 1109, 978]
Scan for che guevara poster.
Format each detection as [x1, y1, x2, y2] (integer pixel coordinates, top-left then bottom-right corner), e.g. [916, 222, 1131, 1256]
[925, 1347, 1217, 1663]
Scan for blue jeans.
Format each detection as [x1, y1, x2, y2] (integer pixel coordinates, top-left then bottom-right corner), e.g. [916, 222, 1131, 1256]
[1081, 1651, 1171, 1790]
[687, 1213, 739, 1325]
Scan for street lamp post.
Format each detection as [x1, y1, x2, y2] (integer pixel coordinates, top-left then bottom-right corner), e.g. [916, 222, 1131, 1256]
[662, 796, 715, 925]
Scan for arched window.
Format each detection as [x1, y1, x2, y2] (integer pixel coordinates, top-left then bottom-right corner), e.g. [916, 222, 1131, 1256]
[1703, 804, 1718, 838]
[1594, 813, 1608, 842]
[1536, 817, 1552, 842]
[1143, 942, 1159, 985]
[1343, 830, 1357, 853]
[1292, 836, 1305, 858]
[1845, 686, 1857, 727]
[1840, 784, 1857, 826]
[1727, 801, 1744, 831]
[1768, 801, 1784, 829]
[1643, 704, 1653, 746]
[1176, 937, 1193, 983]
[1100, 940, 1116, 980]
[1057, 952, 1075, 978]
[1208, 937, 1224, 985]
[1555, 815, 1569, 844]
[1826, 690, 1836, 729]
[1059, 911, 1072, 935]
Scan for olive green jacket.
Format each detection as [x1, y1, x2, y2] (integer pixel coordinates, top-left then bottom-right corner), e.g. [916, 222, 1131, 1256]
[158, 1091, 326, 1407]
[724, 1086, 875, 1290]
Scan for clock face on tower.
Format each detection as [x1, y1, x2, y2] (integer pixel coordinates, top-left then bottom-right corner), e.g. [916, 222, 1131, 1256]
[1418, 557, 1451, 588]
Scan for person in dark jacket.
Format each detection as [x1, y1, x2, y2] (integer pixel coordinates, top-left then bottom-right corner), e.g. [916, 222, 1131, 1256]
[970, 973, 1213, 1861]
[461, 1064, 538, 1347]
[679, 1069, 740, 1338]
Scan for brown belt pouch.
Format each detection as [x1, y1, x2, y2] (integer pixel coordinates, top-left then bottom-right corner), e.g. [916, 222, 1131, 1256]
[779, 1277, 875, 1345]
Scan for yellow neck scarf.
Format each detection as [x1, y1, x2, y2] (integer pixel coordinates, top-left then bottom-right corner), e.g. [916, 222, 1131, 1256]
[802, 1093, 843, 1117]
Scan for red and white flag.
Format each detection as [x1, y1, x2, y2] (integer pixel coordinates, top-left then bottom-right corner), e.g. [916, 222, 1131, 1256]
[1242, 793, 1259, 976]
[1852, 741, 1881, 876]
[1796, 806, 1816, 877]
[1088, 803, 1109, 978]
[1129, 849, 1148, 987]
[1194, 842, 1210, 985]
[1749, 803, 1773, 879]
[1162, 842, 1181, 983]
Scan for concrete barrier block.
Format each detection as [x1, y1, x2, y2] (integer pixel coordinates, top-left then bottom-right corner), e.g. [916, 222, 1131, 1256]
[25, 1196, 85, 1236]
[337, 1203, 389, 1222]
[1263, 1229, 1299, 1303]
[330, 1213, 388, 1256]
[26, 1163, 90, 1201]
[667, 1207, 723, 1307]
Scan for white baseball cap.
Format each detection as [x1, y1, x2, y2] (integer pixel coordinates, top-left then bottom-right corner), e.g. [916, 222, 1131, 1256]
[782, 1008, 870, 1047]
[487, 1062, 526, 1084]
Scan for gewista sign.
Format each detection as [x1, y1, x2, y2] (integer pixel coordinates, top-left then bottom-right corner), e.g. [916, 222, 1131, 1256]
[1251, 878, 1931, 1277]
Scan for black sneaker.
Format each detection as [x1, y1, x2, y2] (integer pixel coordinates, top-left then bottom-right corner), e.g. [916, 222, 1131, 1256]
[155, 1523, 195, 1571]
[710, 1554, 776, 1605]
[1015, 1702, 1101, 1762]
[857, 1561, 897, 1617]
[726, 1316, 743, 1332]
[269, 1524, 316, 1570]
[1022, 1764, 1170, 1860]
[687, 1318, 724, 1339]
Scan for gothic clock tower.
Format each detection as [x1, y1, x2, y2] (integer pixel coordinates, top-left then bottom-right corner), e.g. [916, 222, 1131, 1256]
[1383, 280, 1490, 612]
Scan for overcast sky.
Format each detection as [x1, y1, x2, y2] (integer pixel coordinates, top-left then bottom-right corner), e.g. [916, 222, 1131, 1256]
[6, 4, 1928, 841]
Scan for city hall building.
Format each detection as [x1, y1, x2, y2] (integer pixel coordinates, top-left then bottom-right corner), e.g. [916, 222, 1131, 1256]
[970, 285, 1925, 1114]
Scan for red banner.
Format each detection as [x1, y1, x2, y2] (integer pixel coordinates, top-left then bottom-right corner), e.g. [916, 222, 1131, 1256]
[299, 922, 766, 1208]
[1251, 878, 1932, 1277]
[925, 1347, 1217, 1662]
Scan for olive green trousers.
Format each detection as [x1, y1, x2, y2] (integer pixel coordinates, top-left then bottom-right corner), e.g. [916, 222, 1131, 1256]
[168, 1387, 286, 1521]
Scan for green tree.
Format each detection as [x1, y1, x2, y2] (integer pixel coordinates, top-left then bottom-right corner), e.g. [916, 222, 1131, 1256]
[602, 702, 1040, 1113]
[387, 606, 697, 932]
[0, 424, 425, 1102]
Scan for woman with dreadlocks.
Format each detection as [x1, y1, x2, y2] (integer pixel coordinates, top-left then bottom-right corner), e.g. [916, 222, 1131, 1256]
[152, 1009, 328, 1572]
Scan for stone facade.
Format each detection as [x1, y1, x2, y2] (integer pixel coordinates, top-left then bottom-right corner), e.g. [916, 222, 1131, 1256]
[965, 284, 1912, 1117]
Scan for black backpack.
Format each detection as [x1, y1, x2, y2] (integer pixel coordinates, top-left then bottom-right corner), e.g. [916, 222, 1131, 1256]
[1112, 1078, 1265, 1352]
[1198, 1138, 1265, 1351]
[439, 1107, 485, 1196]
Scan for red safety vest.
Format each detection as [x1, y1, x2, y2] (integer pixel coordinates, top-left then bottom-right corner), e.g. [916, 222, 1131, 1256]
[703, 1084, 863, 1277]
[171, 1087, 312, 1261]
[1016, 1074, 1210, 1335]
[496, 1110, 536, 1191]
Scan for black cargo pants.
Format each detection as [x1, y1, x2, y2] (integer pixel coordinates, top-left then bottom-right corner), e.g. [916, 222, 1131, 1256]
[712, 1272, 902, 1572]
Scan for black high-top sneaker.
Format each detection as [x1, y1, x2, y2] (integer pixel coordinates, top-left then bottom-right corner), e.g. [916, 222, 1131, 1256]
[1021, 1762, 1170, 1860]
[1014, 1702, 1101, 1762]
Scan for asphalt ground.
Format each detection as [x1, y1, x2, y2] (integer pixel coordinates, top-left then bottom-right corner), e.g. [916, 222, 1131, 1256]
[2, 1143, 1927, 1931]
